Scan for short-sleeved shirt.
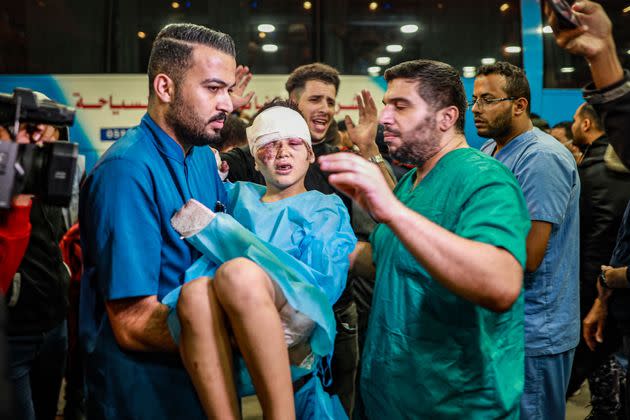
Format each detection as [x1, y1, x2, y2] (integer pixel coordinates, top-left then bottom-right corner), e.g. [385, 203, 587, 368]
[79, 113, 226, 419]
[481, 128, 581, 356]
[361, 148, 530, 419]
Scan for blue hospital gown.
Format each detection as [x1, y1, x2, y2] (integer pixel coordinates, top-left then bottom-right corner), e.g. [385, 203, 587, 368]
[164, 181, 356, 419]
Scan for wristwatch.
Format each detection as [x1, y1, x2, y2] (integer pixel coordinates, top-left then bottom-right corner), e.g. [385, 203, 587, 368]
[599, 270, 610, 289]
[368, 154, 385, 164]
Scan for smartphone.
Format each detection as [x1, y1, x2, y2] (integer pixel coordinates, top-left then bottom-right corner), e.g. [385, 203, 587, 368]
[545, 0, 580, 29]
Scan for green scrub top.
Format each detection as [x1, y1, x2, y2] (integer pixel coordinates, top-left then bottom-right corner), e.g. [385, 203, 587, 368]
[361, 148, 530, 419]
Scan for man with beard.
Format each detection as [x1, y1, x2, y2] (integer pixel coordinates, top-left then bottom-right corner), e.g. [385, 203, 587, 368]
[79, 24, 251, 419]
[319, 59, 531, 418]
[473, 62, 580, 420]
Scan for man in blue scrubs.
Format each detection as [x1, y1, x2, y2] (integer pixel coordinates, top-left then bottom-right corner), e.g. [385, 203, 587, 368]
[79, 24, 245, 419]
[473, 62, 580, 420]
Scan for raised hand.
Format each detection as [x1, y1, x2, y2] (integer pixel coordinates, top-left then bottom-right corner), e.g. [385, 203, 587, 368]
[345, 89, 379, 157]
[230, 65, 255, 110]
[546, 1, 613, 60]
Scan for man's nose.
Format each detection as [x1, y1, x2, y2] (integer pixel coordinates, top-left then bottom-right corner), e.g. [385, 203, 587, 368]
[217, 91, 233, 114]
[379, 107, 393, 125]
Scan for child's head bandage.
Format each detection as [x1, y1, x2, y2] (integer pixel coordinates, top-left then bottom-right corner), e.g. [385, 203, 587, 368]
[246, 106, 311, 154]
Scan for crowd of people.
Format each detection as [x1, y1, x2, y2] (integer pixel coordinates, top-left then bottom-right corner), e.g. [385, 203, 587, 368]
[1, 1, 630, 419]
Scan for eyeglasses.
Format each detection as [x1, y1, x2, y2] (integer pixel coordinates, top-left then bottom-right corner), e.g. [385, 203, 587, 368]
[469, 96, 517, 110]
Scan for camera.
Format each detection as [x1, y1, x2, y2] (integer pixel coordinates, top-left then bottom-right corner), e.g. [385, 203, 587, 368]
[0, 88, 78, 209]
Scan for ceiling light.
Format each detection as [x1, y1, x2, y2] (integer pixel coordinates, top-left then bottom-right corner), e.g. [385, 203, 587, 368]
[137, 31, 146, 39]
[627, 49, 630, 55]
[367, 66, 381, 74]
[542, 25, 553, 34]
[463, 66, 476, 73]
[386, 44, 403, 53]
[463, 71, 476, 79]
[500, 3, 510, 12]
[623, 5, 630, 13]
[257, 24, 275, 33]
[259, 32, 266, 39]
[369, 2, 378, 11]
[376, 56, 391, 65]
[504, 46, 521, 54]
[171, 1, 180, 9]
[262, 44, 278, 53]
[303, 1, 312, 10]
[481, 57, 496, 65]
[560, 67, 575, 73]
[400, 24, 419, 34]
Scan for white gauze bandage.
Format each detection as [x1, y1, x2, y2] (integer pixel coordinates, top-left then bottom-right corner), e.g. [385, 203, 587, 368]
[246, 106, 311, 155]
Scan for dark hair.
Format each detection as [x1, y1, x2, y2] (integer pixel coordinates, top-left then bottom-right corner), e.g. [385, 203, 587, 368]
[251, 97, 301, 120]
[384, 59, 467, 133]
[147, 23, 236, 96]
[285, 63, 340, 97]
[477, 61, 531, 115]
[551, 121, 573, 140]
[531, 116, 550, 132]
[219, 115, 248, 152]
[578, 104, 604, 131]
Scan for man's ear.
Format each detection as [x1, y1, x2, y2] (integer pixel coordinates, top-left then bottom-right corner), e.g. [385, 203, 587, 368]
[153, 74, 176, 104]
[513, 98, 528, 116]
[582, 117, 592, 132]
[437, 106, 459, 132]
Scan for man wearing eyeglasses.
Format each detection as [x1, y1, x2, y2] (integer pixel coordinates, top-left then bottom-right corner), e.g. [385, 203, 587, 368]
[473, 61, 580, 420]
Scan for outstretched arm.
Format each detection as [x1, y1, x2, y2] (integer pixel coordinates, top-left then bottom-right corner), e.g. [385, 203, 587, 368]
[319, 152, 526, 313]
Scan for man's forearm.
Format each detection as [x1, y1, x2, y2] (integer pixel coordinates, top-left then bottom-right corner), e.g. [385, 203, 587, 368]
[386, 202, 522, 312]
[106, 296, 177, 352]
[588, 39, 624, 89]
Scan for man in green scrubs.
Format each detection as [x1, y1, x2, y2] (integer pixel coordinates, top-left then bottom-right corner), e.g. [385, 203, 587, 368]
[319, 59, 531, 418]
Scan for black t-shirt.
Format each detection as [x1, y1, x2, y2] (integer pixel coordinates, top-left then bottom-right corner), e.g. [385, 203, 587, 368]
[6, 199, 70, 336]
[221, 142, 355, 307]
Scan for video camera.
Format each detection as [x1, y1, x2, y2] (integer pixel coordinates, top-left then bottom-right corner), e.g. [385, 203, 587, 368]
[0, 88, 78, 209]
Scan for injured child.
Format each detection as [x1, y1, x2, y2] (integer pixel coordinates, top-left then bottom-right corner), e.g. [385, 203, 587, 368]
[163, 100, 357, 420]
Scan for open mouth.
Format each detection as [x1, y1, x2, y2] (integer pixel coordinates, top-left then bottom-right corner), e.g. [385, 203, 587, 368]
[275, 162, 293, 174]
[311, 117, 329, 132]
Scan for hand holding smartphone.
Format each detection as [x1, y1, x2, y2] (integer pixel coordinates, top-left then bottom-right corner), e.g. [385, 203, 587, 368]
[545, 0, 580, 29]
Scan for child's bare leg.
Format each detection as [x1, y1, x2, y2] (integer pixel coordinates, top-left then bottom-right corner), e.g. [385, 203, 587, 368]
[177, 277, 240, 419]
[213, 257, 295, 420]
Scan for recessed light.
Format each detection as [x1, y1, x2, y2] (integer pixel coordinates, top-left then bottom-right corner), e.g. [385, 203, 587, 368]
[505, 46, 522, 54]
[500, 3, 510, 12]
[368, 66, 381, 74]
[257, 24, 275, 33]
[560, 67, 575, 73]
[376, 56, 391, 65]
[171, 1, 180, 9]
[262, 44, 278, 53]
[137, 31, 146, 39]
[481, 58, 496, 65]
[542, 25, 553, 34]
[369, 2, 378, 11]
[400, 24, 419, 34]
[386, 44, 403, 53]
[303, 1, 312, 10]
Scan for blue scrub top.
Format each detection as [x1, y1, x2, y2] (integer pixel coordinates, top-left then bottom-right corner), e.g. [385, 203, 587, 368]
[481, 127, 581, 356]
[79, 113, 226, 419]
